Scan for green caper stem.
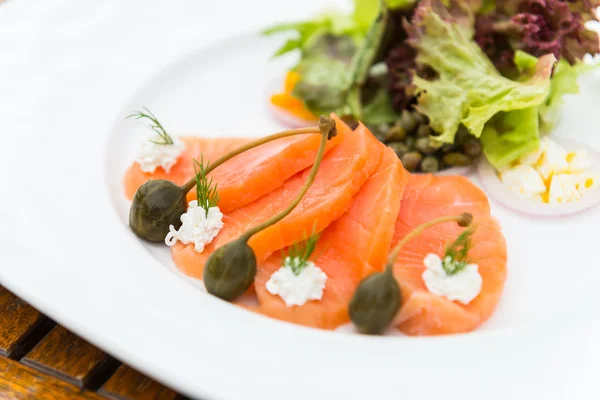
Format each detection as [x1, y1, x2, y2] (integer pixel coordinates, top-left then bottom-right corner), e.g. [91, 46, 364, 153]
[238, 130, 329, 242]
[385, 213, 473, 272]
[180, 127, 322, 194]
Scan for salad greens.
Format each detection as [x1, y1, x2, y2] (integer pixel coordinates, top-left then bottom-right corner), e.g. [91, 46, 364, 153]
[264, 0, 600, 171]
[408, 3, 556, 146]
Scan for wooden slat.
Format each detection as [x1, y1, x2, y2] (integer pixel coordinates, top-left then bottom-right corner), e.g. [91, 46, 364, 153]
[21, 326, 115, 388]
[0, 287, 53, 358]
[98, 365, 178, 400]
[0, 356, 103, 400]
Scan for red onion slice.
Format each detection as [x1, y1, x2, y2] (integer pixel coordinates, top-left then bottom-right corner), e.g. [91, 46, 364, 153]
[477, 137, 600, 217]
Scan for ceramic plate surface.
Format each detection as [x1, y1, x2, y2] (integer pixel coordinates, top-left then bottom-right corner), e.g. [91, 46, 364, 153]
[2, 1, 600, 399]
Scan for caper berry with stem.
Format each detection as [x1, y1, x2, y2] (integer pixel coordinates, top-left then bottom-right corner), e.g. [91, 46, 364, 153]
[349, 212, 473, 335]
[203, 239, 257, 301]
[129, 180, 188, 242]
[348, 267, 401, 335]
[203, 115, 337, 301]
[128, 124, 327, 243]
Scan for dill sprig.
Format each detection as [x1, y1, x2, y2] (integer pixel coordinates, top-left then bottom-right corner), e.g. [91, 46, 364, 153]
[127, 107, 174, 145]
[285, 226, 321, 276]
[442, 227, 475, 276]
[193, 156, 220, 217]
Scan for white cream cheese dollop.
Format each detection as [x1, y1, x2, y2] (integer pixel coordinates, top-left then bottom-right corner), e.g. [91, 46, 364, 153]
[266, 257, 327, 307]
[421, 254, 482, 305]
[135, 133, 185, 173]
[165, 200, 224, 252]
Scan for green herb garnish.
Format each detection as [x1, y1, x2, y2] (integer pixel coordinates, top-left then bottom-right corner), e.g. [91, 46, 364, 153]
[285, 226, 321, 276]
[193, 156, 220, 217]
[442, 227, 475, 275]
[127, 107, 174, 145]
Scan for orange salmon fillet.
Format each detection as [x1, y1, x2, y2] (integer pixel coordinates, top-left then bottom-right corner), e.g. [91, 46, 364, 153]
[173, 118, 383, 280]
[391, 174, 507, 335]
[254, 147, 409, 330]
[123, 130, 342, 213]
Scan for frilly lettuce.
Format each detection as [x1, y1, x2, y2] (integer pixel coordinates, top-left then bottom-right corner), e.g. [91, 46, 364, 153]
[406, 1, 556, 146]
[480, 108, 540, 169]
[514, 49, 598, 131]
[480, 50, 597, 169]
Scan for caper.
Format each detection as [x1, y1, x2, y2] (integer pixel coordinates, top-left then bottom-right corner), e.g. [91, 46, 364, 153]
[404, 136, 416, 150]
[443, 152, 473, 167]
[384, 124, 407, 142]
[454, 126, 470, 146]
[412, 111, 428, 125]
[416, 124, 431, 138]
[349, 268, 401, 335]
[441, 143, 455, 153]
[401, 151, 422, 171]
[400, 111, 417, 133]
[377, 123, 391, 134]
[129, 180, 187, 242]
[420, 156, 440, 173]
[387, 142, 409, 158]
[428, 138, 444, 150]
[414, 137, 437, 155]
[204, 239, 257, 301]
[463, 137, 483, 158]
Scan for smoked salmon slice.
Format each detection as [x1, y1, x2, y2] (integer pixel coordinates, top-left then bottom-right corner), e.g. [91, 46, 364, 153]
[391, 174, 507, 336]
[173, 118, 383, 280]
[123, 131, 343, 213]
[254, 147, 409, 330]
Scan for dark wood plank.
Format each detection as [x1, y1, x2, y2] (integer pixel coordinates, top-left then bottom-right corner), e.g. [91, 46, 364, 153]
[98, 365, 178, 400]
[21, 326, 115, 388]
[0, 286, 54, 358]
[0, 356, 103, 400]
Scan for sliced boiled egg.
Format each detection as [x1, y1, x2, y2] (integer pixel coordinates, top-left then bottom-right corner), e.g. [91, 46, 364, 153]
[567, 149, 593, 173]
[536, 137, 569, 180]
[499, 165, 546, 199]
[477, 137, 600, 217]
[548, 174, 581, 204]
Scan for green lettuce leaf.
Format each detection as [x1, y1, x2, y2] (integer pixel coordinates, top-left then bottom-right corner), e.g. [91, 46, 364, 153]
[290, 3, 390, 119]
[292, 56, 353, 116]
[353, 0, 416, 33]
[538, 59, 595, 132]
[513, 50, 597, 133]
[407, 1, 556, 144]
[480, 108, 541, 169]
[362, 88, 403, 124]
[263, 10, 364, 58]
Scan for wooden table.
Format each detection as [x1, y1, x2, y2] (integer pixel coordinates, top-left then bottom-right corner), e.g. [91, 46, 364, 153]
[0, 286, 190, 400]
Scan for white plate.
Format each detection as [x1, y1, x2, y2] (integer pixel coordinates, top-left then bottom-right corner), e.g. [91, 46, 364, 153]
[3, 1, 600, 399]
